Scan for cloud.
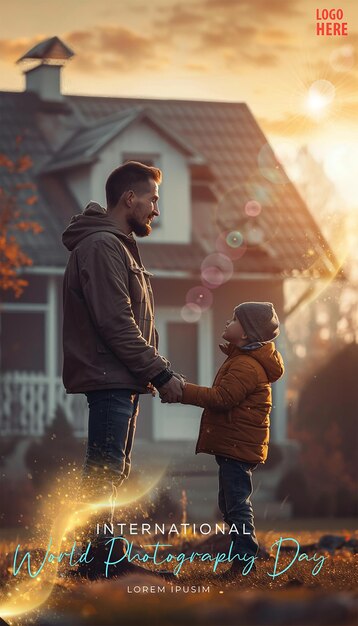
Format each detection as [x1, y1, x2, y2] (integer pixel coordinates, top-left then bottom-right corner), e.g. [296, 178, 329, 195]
[154, 0, 303, 37]
[155, 5, 203, 31]
[153, 0, 298, 69]
[0, 26, 167, 74]
[345, 30, 358, 45]
[241, 50, 280, 67]
[0, 36, 47, 62]
[199, 24, 257, 49]
[65, 31, 93, 47]
[196, 23, 283, 68]
[203, 0, 303, 18]
[257, 28, 296, 43]
[66, 26, 167, 73]
[183, 63, 210, 73]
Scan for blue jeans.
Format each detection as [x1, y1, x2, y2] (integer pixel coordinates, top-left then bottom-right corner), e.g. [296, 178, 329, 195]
[215, 455, 259, 559]
[82, 389, 139, 501]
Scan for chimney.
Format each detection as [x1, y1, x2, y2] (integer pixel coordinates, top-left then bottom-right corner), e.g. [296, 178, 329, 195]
[17, 36, 74, 103]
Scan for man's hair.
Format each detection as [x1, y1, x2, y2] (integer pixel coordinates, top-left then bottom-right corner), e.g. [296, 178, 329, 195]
[105, 161, 162, 209]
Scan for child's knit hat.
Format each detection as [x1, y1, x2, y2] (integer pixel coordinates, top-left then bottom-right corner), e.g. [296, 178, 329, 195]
[234, 302, 280, 342]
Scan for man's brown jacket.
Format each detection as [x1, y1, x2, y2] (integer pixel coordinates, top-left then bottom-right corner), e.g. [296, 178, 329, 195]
[62, 202, 170, 394]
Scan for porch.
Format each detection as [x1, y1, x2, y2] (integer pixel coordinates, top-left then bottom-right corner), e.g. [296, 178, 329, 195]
[0, 371, 87, 437]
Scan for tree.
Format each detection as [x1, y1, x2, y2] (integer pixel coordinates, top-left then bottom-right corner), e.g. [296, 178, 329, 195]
[0, 136, 43, 298]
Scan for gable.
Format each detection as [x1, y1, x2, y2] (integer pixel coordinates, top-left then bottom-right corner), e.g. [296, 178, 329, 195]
[91, 119, 192, 244]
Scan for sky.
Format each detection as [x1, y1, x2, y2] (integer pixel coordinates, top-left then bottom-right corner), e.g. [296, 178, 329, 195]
[1, 0, 357, 207]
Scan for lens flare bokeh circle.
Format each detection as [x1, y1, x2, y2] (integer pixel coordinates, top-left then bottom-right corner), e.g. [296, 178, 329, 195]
[245, 226, 265, 245]
[186, 286, 213, 311]
[226, 230, 244, 247]
[216, 231, 247, 260]
[201, 266, 225, 289]
[200, 253, 233, 289]
[245, 200, 262, 217]
[329, 45, 355, 72]
[181, 303, 202, 322]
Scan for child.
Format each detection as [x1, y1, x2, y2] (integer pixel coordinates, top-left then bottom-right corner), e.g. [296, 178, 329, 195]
[180, 301, 284, 578]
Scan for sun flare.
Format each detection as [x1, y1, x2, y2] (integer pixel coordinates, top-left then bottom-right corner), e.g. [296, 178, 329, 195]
[305, 79, 335, 117]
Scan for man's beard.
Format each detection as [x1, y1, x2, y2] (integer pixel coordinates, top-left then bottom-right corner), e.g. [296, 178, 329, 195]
[128, 215, 152, 237]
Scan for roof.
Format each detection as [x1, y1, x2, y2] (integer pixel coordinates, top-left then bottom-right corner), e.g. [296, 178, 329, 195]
[0, 92, 72, 267]
[0, 89, 339, 277]
[42, 107, 201, 174]
[17, 36, 74, 63]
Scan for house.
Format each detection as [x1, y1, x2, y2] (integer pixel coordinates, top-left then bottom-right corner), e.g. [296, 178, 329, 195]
[0, 37, 339, 459]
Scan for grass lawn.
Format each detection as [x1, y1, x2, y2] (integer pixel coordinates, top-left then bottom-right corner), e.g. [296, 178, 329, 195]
[0, 524, 357, 625]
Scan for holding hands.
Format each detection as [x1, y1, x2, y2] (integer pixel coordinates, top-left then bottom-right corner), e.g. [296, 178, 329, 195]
[159, 372, 186, 403]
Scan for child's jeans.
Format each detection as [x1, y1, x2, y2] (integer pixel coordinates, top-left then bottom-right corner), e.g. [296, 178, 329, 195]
[215, 455, 259, 559]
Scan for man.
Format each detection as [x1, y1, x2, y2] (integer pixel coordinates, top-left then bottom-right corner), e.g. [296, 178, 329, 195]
[62, 161, 182, 578]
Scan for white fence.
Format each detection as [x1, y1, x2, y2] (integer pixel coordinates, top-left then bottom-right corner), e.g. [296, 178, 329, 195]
[0, 371, 87, 437]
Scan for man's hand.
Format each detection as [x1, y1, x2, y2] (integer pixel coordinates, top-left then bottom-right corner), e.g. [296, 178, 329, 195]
[172, 372, 186, 386]
[159, 373, 185, 403]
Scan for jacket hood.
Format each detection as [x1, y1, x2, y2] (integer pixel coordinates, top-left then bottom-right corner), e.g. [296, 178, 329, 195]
[62, 201, 134, 251]
[220, 341, 284, 382]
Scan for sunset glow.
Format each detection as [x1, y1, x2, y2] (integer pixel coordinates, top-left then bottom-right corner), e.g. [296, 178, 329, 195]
[0, 0, 357, 212]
